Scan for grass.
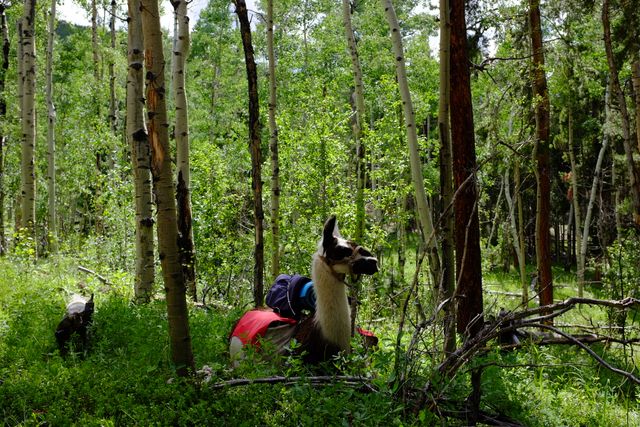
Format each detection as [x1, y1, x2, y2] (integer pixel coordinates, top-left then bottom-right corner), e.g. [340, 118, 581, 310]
[0, 255, 638, 425]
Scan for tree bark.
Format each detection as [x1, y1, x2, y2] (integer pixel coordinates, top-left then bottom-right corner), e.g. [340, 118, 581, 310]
[0, 5, 9, 256]
[438, 0, 456, 356]
[127, 0, 155, 303]
[234, 0, 264, 307]
[450, 0, 483, 336]
[20, 0, 37, 256]
[504, 166, 527, 303]
[141, 0, 194, 375]
[172, 0, 197, 301]
[266, 0, 280, 281]
[528, 0, 553, 314]
[342, 0, 366, 243]
[580, 82, 611, 292]
[566, 110, 583, 295]
[108, 0, 117, 131]
[46, 0, 57, 253]
[602, 0, 640, 225]
[382, 0, 441, 288]
[632, 56, 640, 154]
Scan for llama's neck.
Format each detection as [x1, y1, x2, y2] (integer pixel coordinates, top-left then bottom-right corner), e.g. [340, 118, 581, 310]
[311, 253, 351, 351]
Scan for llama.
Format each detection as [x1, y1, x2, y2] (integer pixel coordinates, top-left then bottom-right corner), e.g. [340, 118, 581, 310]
[55, 293, 94, 355]
[230, 216, 378, 365]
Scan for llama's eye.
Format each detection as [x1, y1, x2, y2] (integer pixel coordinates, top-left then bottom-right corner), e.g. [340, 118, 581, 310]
[333, 245, 353, 260]
[358, 247, 372, 257]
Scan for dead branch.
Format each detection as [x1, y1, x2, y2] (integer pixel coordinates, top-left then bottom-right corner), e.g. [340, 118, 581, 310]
[209, 375, 376, 392]
[77, 266, 112, 286]
[520, 323, 640, 385]
[420, 296, 640, 405]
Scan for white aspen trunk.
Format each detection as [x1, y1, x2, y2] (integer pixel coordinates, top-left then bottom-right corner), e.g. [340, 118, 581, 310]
[108, 0, 117, 131]
[0, 6, 7, 255]
[566, 110, 584, 295]
[46, 0, 57, 253]
[141, 0, 194, 375]
[266, 0, 281, 280]
[504, 166, 527, 302]
[92, 0, 99, 81]
[20, 0, 37, 254]
[515, 159, 527, 302]
[127, 0, 155, 302]
[172, 0, 197, 301]
[342, 0, 366, 243]
[580, 83, 611, 291]
[382, 0, 440, 281]
[486, 177, 504, 249]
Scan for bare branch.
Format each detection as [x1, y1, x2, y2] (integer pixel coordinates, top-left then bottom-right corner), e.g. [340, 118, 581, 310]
[209, 375, 376, 392]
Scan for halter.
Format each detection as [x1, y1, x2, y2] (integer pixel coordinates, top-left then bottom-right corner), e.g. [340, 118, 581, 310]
[319, 243, 365, 288]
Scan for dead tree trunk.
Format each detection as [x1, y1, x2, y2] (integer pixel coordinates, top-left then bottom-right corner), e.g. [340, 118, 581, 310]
[234, 0, 264, 307]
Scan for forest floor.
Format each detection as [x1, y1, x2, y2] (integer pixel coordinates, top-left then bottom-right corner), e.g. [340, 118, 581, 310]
[0, 256, 638, 426]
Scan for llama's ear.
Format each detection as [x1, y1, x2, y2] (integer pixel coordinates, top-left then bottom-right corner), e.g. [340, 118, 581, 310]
[323, 215, 338, 250]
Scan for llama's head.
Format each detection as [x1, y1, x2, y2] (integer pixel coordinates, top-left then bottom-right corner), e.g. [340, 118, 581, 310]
[319, 215, 378, 276]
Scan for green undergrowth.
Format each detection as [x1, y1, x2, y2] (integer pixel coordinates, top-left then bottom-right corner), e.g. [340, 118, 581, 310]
[1, 257, 638, 425]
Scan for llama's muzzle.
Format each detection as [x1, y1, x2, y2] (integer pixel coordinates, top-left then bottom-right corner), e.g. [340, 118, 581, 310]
[351, 256, 378, 275]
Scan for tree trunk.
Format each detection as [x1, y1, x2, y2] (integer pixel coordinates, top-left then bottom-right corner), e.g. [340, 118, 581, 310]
[91, 0, 99, 82]
[632, 56, 640, 154]
[108, 0, 117, 132]
[580, 82, 611, 292]
[603, 0, 640, 226]
[46, 0, 57, 253]
[529, 0, 553, 314]
[450, 0, 483, 336]
[382, 0, 441, 288]
[172, 0, 197, 301]
[0, 5, 9, 256]
[342, 0, 366, 243]
[566, 110, 584, 295]
[516, 160, 527, 302]
[504, 166, 527, 303]
[234, 0, 264, 307]
[128, 0, 155, 303]
[266, 0, 280, 281]
[20, 0, 37, 256]
[438, 0, 456, 356]
[141, 0, 194, 376]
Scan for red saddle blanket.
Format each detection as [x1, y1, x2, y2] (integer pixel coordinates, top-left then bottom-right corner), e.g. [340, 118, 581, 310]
[230, 310, 297, 346]
[231, 309, 378, 348]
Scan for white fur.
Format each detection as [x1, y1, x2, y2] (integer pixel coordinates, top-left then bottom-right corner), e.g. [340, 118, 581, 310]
[311, 251, 351, 351]
[66, 294, 88, 315]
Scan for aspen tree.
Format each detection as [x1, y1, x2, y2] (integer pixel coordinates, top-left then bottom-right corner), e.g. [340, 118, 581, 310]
[20, 0, 37, 255]
[141, 0, 194, 375]
[342, 0, 366, 243]
[45, 0, 56, 253]
[172, 0, 197, 301]
[266, 0, 281, 280]
[0, 5, 8, 255]
[127, 0, 155, 302]
[381, 0, 441, 287]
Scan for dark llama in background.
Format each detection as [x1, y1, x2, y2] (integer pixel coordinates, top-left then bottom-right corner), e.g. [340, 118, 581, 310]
[55, 294, 94, 355]
[230, 216, 378, 365]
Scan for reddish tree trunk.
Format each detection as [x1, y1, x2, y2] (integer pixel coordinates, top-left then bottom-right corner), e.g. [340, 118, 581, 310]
[529, 0, 553, 313]
[450, 0, 483, 336]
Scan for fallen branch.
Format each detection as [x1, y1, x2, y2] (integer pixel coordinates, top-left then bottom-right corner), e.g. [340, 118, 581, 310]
[209, 375, 376, 392]
[78, 266, 112, 286]
[420, 296, 640, 406]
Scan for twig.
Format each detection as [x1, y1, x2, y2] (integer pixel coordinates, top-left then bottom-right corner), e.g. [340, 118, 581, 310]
[522, 323, 640, 385]
[209, 375, 376, 391]
[77, 266, 112, 286]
